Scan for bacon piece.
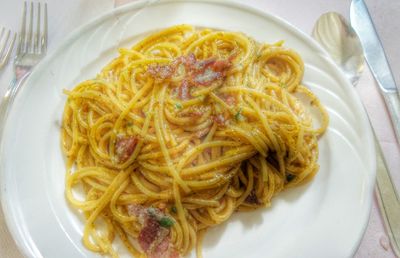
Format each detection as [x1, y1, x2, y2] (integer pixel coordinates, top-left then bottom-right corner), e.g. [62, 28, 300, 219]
[181, 53, 196, 69]
[127, 205, 180, 258]
[148, 64, 176, 80]
[115, 136, 138, 163]
[193, 57, 217, 70]
[195, 127, 211, 138]
[172, 53, 198, 72]
[127, 204, 145, 218]
[190, 57, 232, 86]
[154, 236, 170, 255]
[148, 54, 195, 81]
[148, 53, 233, 100]
[192, 68, 223, 86]
[150, 236, 181, 258]
[221, 94, 236, 106]
[178, 79, 191, 100]
[212, 59, 232, 72]
[213, 114, 227, 126]
[168, 249, 180, 258]
[139, 217, 162, 251]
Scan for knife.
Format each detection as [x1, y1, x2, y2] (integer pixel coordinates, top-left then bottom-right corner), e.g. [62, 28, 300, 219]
[350, 1, 400, 256]
[350, 0, 400, 145]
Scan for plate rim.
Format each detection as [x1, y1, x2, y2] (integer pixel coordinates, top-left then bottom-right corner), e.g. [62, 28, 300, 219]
[0, 0, 376, 257]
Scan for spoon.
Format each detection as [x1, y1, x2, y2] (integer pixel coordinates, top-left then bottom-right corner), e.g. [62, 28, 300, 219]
[312, 12, 400, 256]
[312, 12, 364, 86]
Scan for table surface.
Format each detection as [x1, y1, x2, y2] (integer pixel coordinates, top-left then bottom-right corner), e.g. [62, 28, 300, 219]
[0, 0, 399, 257]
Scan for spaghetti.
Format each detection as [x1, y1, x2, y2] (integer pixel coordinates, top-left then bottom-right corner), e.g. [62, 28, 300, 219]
[62, 25, 329, 258]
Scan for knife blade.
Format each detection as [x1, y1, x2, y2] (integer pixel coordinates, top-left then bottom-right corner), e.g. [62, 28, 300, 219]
[350, 0, 400, 145]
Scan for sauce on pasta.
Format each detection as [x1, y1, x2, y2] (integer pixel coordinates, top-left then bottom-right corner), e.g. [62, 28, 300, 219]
[62, 24, 329, 258]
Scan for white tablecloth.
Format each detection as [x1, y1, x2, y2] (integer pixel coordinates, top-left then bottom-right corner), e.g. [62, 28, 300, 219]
[0, 0, 399, 257]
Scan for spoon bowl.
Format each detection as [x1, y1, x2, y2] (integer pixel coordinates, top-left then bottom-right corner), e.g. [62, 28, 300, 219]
[312, 12, 364, 86]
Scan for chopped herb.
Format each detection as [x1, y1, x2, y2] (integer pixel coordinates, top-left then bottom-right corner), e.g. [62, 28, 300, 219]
[159, 216, 174, 228]
[127, 121, 133, 127]
[234, 108, 244, 121]
[175, 103, 182, 110]
[170, 206, 177, 213]
[279, 82, 286, 88]
[286, 174, 295, 182]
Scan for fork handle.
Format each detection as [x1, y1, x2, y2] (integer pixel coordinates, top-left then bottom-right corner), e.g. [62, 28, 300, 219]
[375, 135, 400, 256]
[0, 76, 28, 142]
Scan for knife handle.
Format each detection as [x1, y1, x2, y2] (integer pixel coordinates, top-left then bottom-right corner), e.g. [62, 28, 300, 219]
[375, 135, 400, 257]
[382, 91, 400, 145]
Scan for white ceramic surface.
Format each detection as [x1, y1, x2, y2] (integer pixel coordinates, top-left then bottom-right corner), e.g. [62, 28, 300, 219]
[0, 1, 376, 258]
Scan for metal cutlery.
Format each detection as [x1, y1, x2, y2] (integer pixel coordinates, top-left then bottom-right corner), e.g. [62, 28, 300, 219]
[350, 0, 400, 146]
[0, 1, 48, 140]
[0, 27, 16, 70]
[313, 12, 400, 256]
[350, 1, 400, 255]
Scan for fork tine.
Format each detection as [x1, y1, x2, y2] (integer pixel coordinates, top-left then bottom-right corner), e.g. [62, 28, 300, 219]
[34, 2, 41, 53]
[41, 3, 48, 53]
[26, 2, 34, 53]
[0, 27, 5, 41]
[0, 27, 5, 49]
[17, 2, 27, 55]
[3, 33, 16, 64]
[0, 27, 6, 50]
[0, 29, 10, 57]
[0, 30, 15, 68]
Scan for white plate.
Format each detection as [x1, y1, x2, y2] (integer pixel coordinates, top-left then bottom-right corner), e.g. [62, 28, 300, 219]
[0, 1, 376, 258]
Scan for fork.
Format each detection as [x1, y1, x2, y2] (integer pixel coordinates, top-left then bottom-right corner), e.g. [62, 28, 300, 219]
[0, 27, 16, 70]
[0, 2, 48, 138]
[14, 1, 48, 81]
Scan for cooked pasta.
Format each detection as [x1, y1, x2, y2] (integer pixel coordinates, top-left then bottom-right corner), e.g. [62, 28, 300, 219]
[61, 24, 329, 258]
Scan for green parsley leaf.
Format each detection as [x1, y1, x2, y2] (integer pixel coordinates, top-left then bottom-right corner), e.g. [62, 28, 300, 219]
[234, 109, 244, 121]
[175, 103, 182, 110]
[170, 206, 177, 213]
[159, 216, 174, 228]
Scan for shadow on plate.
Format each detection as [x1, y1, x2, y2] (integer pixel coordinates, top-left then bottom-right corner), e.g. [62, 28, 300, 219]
[201, 182, 311, 250]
